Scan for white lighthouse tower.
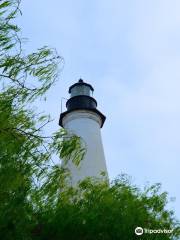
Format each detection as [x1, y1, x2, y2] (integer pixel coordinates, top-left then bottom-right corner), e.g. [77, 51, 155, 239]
[59, 79, 108, 185]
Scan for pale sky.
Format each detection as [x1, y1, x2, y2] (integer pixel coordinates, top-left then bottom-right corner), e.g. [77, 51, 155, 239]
[17, 0, 180, 218]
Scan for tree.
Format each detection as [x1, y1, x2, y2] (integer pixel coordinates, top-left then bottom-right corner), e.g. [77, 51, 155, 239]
[34, 176, 180, 240]
[0, 1, 85, 238]
[0, 1, 179, 239]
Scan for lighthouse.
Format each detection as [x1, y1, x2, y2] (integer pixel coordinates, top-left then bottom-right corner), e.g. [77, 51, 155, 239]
[59, 79, 108, 185]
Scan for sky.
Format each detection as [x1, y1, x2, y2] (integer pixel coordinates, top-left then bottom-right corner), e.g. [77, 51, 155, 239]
[17, 0, 180, 218]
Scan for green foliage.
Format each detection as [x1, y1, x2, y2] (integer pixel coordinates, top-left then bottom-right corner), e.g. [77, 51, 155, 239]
[0, 0, 62, 102]
[32, 176, 180, 240]
[53, 128, 86, 166]
[0, 1, 84, 239]
[0, 1, 179, 240]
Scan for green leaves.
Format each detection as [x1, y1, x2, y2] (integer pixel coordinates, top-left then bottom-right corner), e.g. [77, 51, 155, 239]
[0, 3, 86, 238]
[52, 129, 86, 167]
[0, 1, 11, 10]
[0, 47, 61, 102]
[0, 1, 62, 102]
[33, 175, 179, 240]
[0, 2, 64, 238]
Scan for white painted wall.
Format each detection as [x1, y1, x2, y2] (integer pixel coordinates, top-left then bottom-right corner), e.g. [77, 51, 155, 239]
[62, 110, 108, 185]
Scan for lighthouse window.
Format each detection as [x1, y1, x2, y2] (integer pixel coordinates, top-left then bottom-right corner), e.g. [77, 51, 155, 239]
[71, 85, 92, 97]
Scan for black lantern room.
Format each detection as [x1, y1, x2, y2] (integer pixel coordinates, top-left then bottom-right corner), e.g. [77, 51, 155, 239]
[59, 79, 106, 127]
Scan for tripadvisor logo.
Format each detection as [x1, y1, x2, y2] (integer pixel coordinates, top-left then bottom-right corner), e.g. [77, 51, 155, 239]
[135, 226, 173, 236]
[135, 227, 143, 236]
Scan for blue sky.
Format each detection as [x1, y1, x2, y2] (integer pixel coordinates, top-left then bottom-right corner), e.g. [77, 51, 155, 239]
[17, 0, 180, 218]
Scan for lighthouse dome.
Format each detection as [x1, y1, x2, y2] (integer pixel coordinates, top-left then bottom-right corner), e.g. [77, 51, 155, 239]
[69, 79, 94, 97]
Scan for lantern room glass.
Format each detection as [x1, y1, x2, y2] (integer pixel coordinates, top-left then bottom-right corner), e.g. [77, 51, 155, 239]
[70, 85, 93, 97]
